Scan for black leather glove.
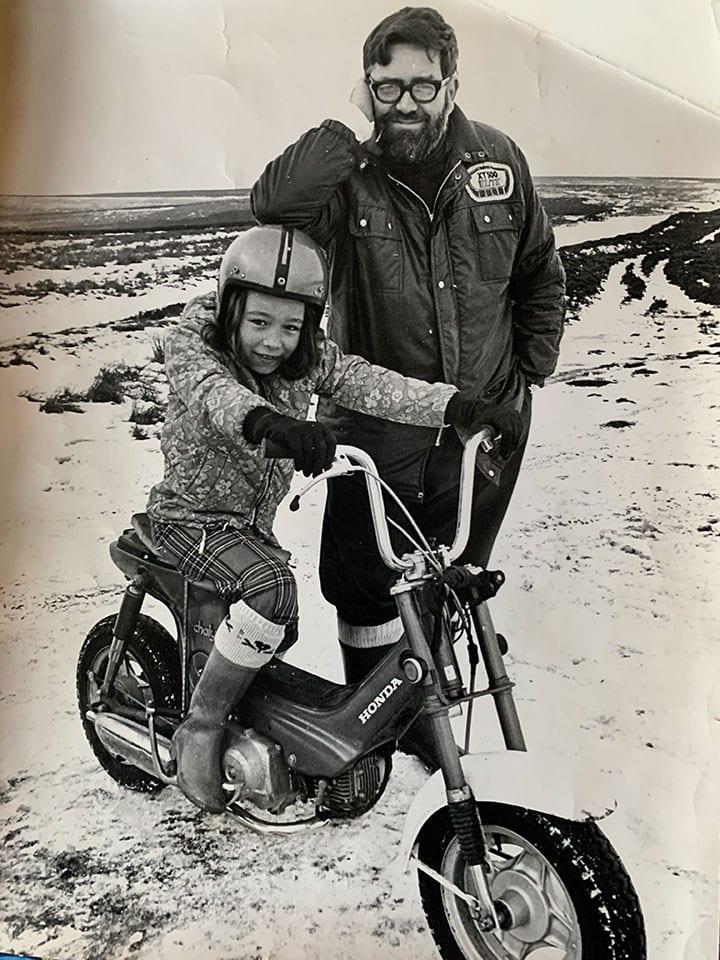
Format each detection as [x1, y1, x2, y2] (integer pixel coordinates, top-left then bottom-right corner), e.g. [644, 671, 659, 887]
[444, 392, 524, 460]
[243, 406, 336, 477]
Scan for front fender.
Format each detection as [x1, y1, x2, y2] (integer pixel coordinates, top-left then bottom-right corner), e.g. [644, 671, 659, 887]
[395, 750, 618, 870]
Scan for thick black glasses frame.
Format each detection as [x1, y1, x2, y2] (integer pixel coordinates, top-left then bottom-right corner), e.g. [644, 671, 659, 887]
[366, 75, 452, 105]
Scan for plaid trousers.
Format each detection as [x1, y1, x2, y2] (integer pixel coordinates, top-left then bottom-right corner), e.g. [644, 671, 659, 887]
[150, 520, 298, 626]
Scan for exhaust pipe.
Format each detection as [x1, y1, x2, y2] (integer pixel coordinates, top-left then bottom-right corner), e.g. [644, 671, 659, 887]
[87, 710, 174, 781]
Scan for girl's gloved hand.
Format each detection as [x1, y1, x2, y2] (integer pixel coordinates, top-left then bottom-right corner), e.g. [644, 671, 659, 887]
[243, 407, 337, 477]
[444, 392, 523, 459]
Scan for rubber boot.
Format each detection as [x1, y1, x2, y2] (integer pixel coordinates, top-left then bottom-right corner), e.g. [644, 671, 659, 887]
[172, 645, 258, 813]
[340, 641, 446, 772]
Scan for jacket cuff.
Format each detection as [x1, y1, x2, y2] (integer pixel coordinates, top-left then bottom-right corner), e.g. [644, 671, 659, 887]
[242, 405, 275, 444]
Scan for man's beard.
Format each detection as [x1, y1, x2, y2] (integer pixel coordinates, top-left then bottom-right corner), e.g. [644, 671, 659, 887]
[375, 100, 452, 164]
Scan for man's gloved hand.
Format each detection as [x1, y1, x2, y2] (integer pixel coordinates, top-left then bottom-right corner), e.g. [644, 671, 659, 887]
[444, 392, 524, 459]
[243, 407, 337, 477]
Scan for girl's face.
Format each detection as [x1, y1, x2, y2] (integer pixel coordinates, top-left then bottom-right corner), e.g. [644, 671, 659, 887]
[232, 290, 304, 375]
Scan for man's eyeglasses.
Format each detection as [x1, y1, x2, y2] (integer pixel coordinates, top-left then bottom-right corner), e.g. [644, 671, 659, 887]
[366, 75, 454, 105]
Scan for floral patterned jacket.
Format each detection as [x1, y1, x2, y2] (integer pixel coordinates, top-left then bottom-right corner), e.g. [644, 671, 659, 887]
[146, 293, 457, 544]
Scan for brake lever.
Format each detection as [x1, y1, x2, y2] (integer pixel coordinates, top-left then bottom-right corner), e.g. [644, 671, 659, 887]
[289, 454, 364, 512]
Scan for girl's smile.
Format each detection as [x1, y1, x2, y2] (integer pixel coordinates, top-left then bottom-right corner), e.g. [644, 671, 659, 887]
[232, 290, 304, 375]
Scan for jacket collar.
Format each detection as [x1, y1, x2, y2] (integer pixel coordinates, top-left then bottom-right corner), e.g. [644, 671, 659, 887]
[445, 107, 493, 164]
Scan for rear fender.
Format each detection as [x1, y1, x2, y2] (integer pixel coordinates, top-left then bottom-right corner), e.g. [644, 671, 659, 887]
[395, 751, 618, 871]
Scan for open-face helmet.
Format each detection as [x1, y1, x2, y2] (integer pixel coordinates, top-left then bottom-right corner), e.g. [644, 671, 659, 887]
[217, 225, 327, 316]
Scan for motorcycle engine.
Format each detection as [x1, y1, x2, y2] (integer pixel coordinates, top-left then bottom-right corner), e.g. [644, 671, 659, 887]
[221, 723, 392, 820]
[221, 723, 297, 814]
[314, 749, 392, 818]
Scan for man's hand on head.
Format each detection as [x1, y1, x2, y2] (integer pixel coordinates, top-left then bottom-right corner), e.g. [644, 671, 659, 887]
[324, 77, 377, 151]
[349, 76, 374, 123]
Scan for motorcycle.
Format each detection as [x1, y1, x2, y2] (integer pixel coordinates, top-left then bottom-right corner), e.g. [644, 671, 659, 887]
[77, 430, 647, 959]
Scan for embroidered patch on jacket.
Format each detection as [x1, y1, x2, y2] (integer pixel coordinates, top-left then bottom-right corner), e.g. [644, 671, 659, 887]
[465, 162, 514, 202]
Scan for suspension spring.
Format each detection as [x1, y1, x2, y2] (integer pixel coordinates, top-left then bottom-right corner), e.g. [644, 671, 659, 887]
[448, 797, 488, 868]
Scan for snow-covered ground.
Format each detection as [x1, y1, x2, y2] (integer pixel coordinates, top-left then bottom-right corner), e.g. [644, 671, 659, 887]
[0, 219, 719, 960]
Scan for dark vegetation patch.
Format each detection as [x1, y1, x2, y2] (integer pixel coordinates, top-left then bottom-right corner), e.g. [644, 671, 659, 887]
[39, 389, 85, 414]
[0, 351, 38, 369]
[566, 377, 615, 388]
[25, 363, 157, 414]
[645, 297, 668, 317]
[539, 196, 615, 224]
[561, 208, 720, 313]
[128, 401, 164, 425]
[111, 302, 184, 331]
[0, 227, 237, 303]
[620, 263, 646, 303]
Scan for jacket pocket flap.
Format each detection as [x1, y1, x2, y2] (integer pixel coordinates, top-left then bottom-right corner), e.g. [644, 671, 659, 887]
[348, 206, 400, 240]
[470, 202, 522, 234]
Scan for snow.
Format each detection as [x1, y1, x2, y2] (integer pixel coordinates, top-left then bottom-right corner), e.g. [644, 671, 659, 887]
[554, 214, 669, 248]
[1, 214, 719, 960]
[697, 227, 720, 245]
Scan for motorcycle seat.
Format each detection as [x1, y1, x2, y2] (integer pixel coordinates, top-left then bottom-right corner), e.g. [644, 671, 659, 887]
[129, 513, 216, 594]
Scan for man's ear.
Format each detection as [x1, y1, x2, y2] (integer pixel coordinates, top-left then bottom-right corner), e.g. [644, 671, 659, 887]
[449, 75, 460, 104]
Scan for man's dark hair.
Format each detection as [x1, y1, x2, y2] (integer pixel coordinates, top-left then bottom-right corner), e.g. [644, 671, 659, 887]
[363, 7, 459, 78]
[203, 286, 321, 381]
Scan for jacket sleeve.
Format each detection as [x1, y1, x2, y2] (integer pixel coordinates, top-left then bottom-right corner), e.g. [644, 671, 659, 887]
[164, 295, 268, 442]
[312, 337, 456, 426]
[509, 148, 567, 386]
[251, 121, 363, 248]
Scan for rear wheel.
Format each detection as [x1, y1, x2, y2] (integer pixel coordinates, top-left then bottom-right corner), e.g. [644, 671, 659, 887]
[77, 614, 181, 792]
[417, 802, 646, 959]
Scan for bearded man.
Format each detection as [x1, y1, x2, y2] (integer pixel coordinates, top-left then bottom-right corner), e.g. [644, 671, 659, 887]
[250, 6, 566, 767]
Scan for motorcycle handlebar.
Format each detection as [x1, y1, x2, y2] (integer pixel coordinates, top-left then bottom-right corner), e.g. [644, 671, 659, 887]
[277, 428, 496, 572]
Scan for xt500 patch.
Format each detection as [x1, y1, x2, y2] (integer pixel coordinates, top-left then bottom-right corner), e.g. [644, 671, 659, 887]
[465, 162, 514, 202]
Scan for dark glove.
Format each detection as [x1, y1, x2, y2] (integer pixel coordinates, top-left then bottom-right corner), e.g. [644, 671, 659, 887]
[444, 392, 523, 460]
[243, 406, 336, 477]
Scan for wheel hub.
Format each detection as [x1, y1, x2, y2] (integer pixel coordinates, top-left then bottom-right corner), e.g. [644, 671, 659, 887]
[491, 868, 551, 942]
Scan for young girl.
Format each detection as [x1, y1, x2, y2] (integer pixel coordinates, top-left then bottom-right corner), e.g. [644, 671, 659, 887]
[146, 225, 521, 812]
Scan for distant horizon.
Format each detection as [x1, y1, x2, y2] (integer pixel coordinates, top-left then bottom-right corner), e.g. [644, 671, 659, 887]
[2, 175, 720, 201]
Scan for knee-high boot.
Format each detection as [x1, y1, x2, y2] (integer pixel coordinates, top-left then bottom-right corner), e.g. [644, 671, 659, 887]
[173, 600, 286, 812]
[171, 645, 258, 812]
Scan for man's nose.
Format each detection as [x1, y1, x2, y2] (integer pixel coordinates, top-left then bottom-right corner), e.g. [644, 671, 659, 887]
[395, 90, 417, 113]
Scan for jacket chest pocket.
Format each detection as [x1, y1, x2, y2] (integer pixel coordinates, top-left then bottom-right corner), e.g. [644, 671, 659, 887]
[348, 207, 403, 292]
[470, 203, 522, 280]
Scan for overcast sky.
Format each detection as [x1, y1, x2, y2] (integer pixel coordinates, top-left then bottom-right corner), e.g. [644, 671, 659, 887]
[1, 0, 720, 194]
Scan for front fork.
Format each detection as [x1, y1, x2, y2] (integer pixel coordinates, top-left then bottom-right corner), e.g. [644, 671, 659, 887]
[394, 587, 517, 930]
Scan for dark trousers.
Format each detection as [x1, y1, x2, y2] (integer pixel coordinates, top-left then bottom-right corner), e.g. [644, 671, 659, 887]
[319, 394, 531, 628]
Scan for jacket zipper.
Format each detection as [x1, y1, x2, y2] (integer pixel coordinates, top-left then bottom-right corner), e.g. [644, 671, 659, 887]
[386, 161, 463, 391]
[249, 459, 275, 528]
[386, 161, 461, 222]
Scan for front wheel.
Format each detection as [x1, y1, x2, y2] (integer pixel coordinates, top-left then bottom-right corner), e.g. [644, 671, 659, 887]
[417, 802, 646, 960]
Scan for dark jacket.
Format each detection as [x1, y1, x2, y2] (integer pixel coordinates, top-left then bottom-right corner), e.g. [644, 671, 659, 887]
[251, 107, 565, 469]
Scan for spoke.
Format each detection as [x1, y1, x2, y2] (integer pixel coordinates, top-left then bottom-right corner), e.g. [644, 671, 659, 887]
[499, 931, 531, 958]
[514, 847, 547, 888]
[542, 911, 576, 950]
